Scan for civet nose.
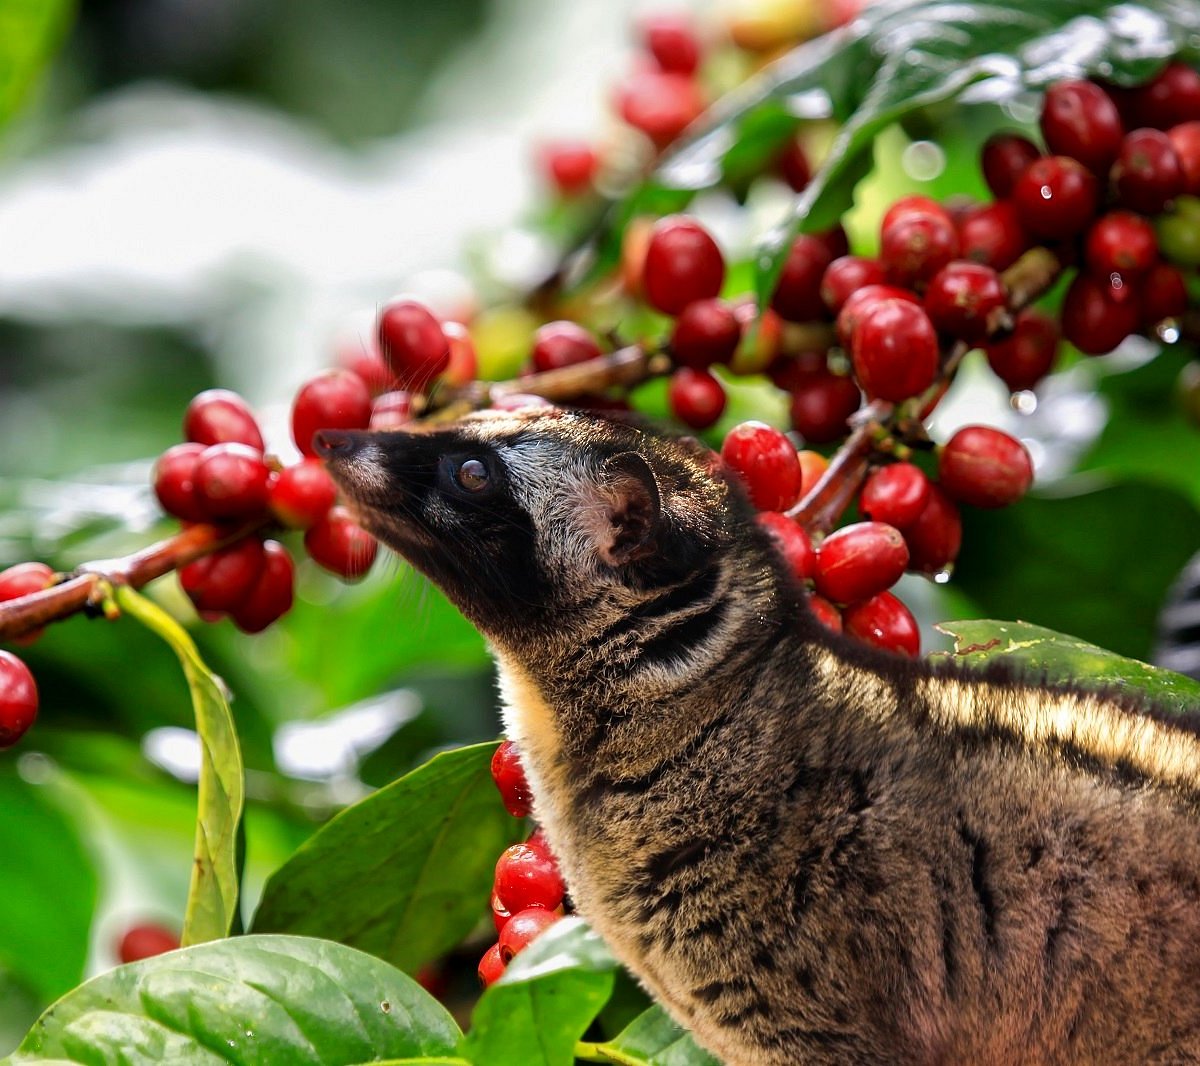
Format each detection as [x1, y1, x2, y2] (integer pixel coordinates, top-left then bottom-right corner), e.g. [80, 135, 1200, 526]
[312, 429, 360, 458]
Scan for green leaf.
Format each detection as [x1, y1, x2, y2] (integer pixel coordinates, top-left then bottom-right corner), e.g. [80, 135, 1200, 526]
[5, 934, 460, 1065]
[0, 768, 96, 1007]
[461, 918, 617, 1066]
[932, 619, 1200, 714]
[251, 742, 520, 974]
[586, 1006, 719, 1066]
[0, 0, 74, 131]
[114, 586, 244, 945]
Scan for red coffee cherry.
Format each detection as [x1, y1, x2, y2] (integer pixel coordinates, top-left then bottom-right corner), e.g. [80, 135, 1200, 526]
[491, 739, 534, 818]
[116, 923, 179, 964]
[881, 195, 951, 232]
[984, 309, 1060, 392]
[807, 594, 842, 633]
[756, 512, 816, 582]
[923, 261, 1007, 342]
[641, 13, 701, 76]
[179, 537, 266, 614]
[1168, 121, 1200, 194]
[642, 216, 725, 315]
[370, 391, 415, 431]
[1040, 80, 1124, 173]
[192, 443, 271, 520]
[494, 842, 565, 914]
[616, 70, 706, 148]
[478, 943, 506, 987]
[820, 256, 887, 315]
[153, 442, 209, 522]
[835, 283, 920, 350]
[441, 321, 478, 387]
[377, 299, 451, 390]
[843, 591, 920, 657]
[720, 422, 803, 512]
[1112, 128, 1186, 215]
[499, 907, 561, 964]
[1061, 272, 1141, 356]
[670, 298, 741, 369]
[788, 371, 862, 444]
[903, 483, 962, 574]
[860, 463, 930, 529]
[1142, 262, 1189, 326]
[778, 137, 811, 192]
[0, 651, 37, 748]
[335, 319, 395, 396]
[305, 506, 378, 580]
[269, 458, 337, 530]
[851, 299, 939, 403]
[231, 541, 295, 634]
[1129, 63, 1200, 130]
[668, 368, 727, 430]
[532, 321, 602, 372]
[539, 140, 599, 196]
[491, 893, 512, 936]
[939, 426, 1033, 509]
[813, 521, 909, 605]
[880, 210, 959, 288]
[980, 132, 1041, 199]
[184, 390, 264, 452]
[291, 369, 373, 458]
[956, 201, 1029, 271]
[0, 562, 56, 642]
[771, 234, 833, 322]
[1084, 211, 1159, 278]
[1012, 156, 1100, 239]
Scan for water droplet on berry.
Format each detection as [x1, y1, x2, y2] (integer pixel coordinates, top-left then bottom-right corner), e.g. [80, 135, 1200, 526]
[932, 569, 952, 585]
[1012, 390, 1038, 415]
[1158, 320, 1182, 344]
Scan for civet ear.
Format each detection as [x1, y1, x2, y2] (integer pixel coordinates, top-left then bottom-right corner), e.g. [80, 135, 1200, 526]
[594, 451, 662, 567]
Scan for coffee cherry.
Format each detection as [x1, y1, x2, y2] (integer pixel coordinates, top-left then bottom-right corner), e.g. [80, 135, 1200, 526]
[881, 195, 951, 232]
[787, 371, 861, 444]
[1112, 129, 1185, 215]
[860, 463, 930, 529]
[154, 442, 209, 522]
[903, 483, 962, 574]
[336, 317, 396, 396]
[843, 591, 920, 657]
[617, 70, 706, 148]
[670, 298, 741, 368]
[1061, 272, 1141, 356]
[231, 541, 295, 634]
[377, 299, 451, 390]
[880, 210, 959, 288]
[796, 450, 828, 497]
[642, 216, 725, 315]
[183, 389, 264, 452]
[778, 137, 811, 192]
[956, 201, 1029, 271]
[668, 368, 726, 430]
[835, 283, 919, 350]
[820, 256, 887, 315]
[180, 537, 266, 613]
[1130, 63, 1200, 130]
[641, 13, 701, 76]
[441, 321, 478, 387]
[539, 140, 599, 196]
[370, 391, 415, 431]
[494, 842, 565, 914]
[491, 740, 534, 818]
[720, 422, 803, 512]
[1142, 262, 1190, 327]
[771, 234, 833, 322]
[116, 923, 179, 964]
[478, 943, 506, 987]
[531, 321, 602, 372]
[193, 444, 271, 520]
[813, 521, 909, 605]
[980, 133, 1040, 199]
[1040, 80, 1124, 173]
[1012, 156, 1100, 239]
[291, 370, 373, 458]
[756, 512, 816, 582]
[304, 507, 378, 580]
[807, 594, 842, 633]
[499, 907, 561, 964]
[1084, 211, 1158, 278]
[939, 426, 1033, 509]
[923, 262, 1006, 341]
[0, 651, 37, 748]
[851, 299, 939, 403]
[268, 459, 336, 530]
[491, 893, 513, 936]
[984, 309, 1060, 391]
[0, 562, 56, 644]
[1168, 121, 1200, 194]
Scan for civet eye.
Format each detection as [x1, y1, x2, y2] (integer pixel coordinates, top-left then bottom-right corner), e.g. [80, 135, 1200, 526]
[456, 458, 490, 492]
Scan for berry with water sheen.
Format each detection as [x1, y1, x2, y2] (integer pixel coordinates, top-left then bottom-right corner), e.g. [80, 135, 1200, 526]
[494, 842, 565, 915]
[1113, 129, 1186, 215]
[1039, 80, 1124, 173]
[231, 541, 295, 634]
[642, 216, 725, 315]
[305, 507, 378, 580]
[269, 458, 337, 529]
[720, 422, 803, 512]
[1085, 212, 1158, 278]
[478, 943, 506, 987]
[1061, 273, 1141, 355]
[923, 262, 1006, 341]
[984, 309, 1060, 391]
[499, 907, 561, 963]
[1012, 156, 1100, 239]
[813, 522, 909, 605]
[820, 256, 887, 315]
[939, 426, 1034, 509]
[184, 390, 264, 452]
[860, 464, 930, 530]
[491, 740, 534, 818]
[377, 300, 451, 390]
[843, 592, 920, 657]
[291, 370, 373, 458]
[154, 443, 209, 522]
[835, 284, 919, 350]
[193, 444, 272, 520]
[851, 300, 939, 403]
[668, 368, 727, 430]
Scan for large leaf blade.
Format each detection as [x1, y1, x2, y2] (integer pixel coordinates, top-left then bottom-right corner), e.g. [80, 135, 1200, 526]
[587, 1006, 719, 1066]
[0, 0, 75, 130]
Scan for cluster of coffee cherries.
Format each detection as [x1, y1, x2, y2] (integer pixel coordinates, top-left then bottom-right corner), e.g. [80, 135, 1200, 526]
[477, 740, 567, 987]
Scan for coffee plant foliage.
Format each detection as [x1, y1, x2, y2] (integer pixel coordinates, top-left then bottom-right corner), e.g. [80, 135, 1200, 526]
[2, 0, 1200, 1063]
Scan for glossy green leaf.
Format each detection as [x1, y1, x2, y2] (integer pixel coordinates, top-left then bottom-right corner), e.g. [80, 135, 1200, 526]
[114, 586, 244, 945]
[461, 918, 618, 1066]
[5, 934, 460, 1065]
[585, 1006, 719, 1066]
[0, 0, 75, 130]
[251, 742, 520, 973]
[931, 619, 1200, 713]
